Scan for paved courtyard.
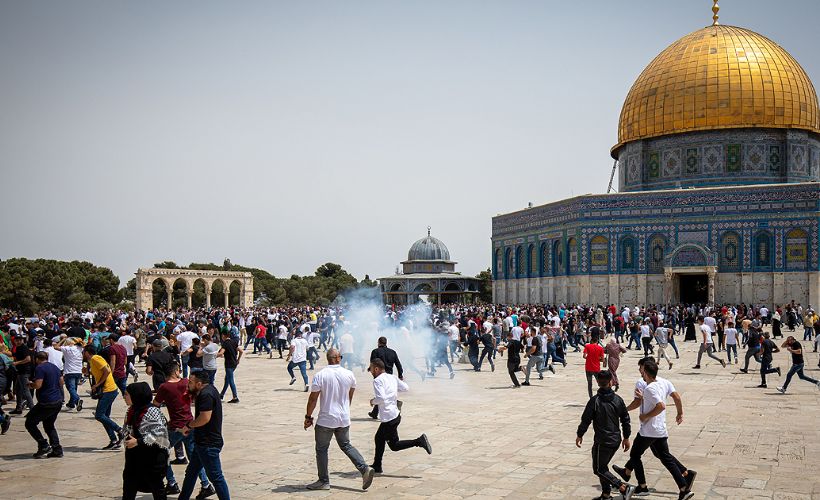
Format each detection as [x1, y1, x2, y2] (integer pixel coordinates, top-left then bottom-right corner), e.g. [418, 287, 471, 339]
[1, 337, 819, 500]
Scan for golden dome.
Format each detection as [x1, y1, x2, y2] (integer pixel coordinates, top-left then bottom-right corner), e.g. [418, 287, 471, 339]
[613, 25, 820, 155]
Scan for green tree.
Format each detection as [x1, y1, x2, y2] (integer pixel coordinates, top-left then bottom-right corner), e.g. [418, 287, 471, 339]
[476, 268, 493, 303]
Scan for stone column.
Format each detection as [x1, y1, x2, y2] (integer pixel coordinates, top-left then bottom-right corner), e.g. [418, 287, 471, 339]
[186, 287, 192, 309]
[205, 283, 212, 309]
[663, 268, 673, 305]
[707, 267, 717, 305]
[809, 272, 820, 310]
[224, 289, 229, 308]
[166, 289, 173, 309]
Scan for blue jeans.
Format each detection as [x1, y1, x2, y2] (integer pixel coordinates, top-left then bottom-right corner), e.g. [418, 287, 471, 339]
[307, 347, 318, 370]
[547, 343, 565, 364]
[94, 389, 121, 442]
[64, 373, 81, 408]
[287, 360, 308, 385]
[803, 327, 813, 341]
[668, 337, 680, 357]
[167, 430, 209, 488]
[181, 354, 190, 378]
[783, 363, 819, 390]
[205, 369, 216, 385]
[179, 444, 230, 500]
[115, 376, 127, 396]
[220, 367, 237, 399]
[314, 425, 367, 484]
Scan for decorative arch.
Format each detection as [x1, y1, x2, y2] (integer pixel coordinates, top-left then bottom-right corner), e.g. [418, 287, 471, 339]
[413, 282, 433, 293]
[590, 235, 609, 273]
[619, 235, 637, 272]
[528, 244, 537, 277]
[552, 240, 564, 276]
[719, 231, 741, 271]
[567, 237, 578, 275]
[754, 230, 773, 269]
[389, 282, 404, 292]
[647, 234, 667, 274]
[494, 249, 501, 279]
[504, 248, 513, 280]
[540, 241, 550, 277]
[785, 228, 808, 270]
[665, 243, 716, 267]
[515, 246, 525, 278]
[444, 282, 462, 292]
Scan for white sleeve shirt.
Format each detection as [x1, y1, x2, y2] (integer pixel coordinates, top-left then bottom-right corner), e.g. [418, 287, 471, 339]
[372, 373, 408, 422]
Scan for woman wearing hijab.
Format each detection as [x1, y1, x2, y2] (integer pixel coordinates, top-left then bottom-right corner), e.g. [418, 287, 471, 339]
[603, 338, 627, 392]
[122, 381, 170, 500]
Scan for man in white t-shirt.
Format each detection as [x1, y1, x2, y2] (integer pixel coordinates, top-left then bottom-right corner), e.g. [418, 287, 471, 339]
[447, 323, 461, 362]
[693, 317, 726, 369]
[304, 349, 374, 491]
[54, 336, 84, 412]
[612, 358, 695, 499]
[723, 321, 739, 364]
[511, 324, 524, 342]
[288, 330, 310, 391]
[306, 330, 321, 370]
[117, 330, 139, 382]
[175, 327, 198, 378]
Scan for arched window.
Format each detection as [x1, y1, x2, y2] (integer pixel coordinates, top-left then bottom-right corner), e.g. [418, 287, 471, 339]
[540, 242, 549, 277]
[504, 248, 513, 279]
[720, 232, 741, 271]
[590, 236, 609, 272]
[620, 236, 636, 272]
[647, 235, 666, 274]
[528, 244, 537, 277]
[567, 237, 578, 274]
[785, 228, 808, 270]
[754, 231, 773, 269]
[553, 240, 564, 276]
[516, 246, 525, 278]
[494, 249, 501, 279]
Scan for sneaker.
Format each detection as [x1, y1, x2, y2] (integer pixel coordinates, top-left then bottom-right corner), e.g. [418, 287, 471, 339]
[1, 415, 10, 434]
[678, 492, 694, 500]
[110, 442, 122, 451]
[612, 465, 630, 482]
[776, 367, 781, 377]
[33, 446, 52, 459]
[227, 398, 240, 404]
[623, 484, 637, 500]
[170, 457, 188, 465]
[303, 385, 309, 392]
[691, 365, 701, 369]
[669, 363, 673, 370]
[306, 480, 330, 490]
[720, 360, 726, 368]
[195, 484, 216, 499]
[549, 365, 556, 374]
[289, 377, 296, 386]
[47, 448, 63, 458]
[757, 384, 767, 388]
[9, 409, 23, 415]
[521, 381, 531, 386]
[739, 368, 748, 373]
[115, 429, 126, 446]
[684, 470, 696, 493]
[361, 466, 375, 490]
[101, 441, 118, 450]
[76, 399, 83, 412]
[633, 485, 649, 496]
[776, 386, 786, 393]
[449, 372, 455, 379]
[419, 433, 432, 455]
[490, 365, 495, 372]
[165, 483, 180, 495]
[369, 464, 383, 474]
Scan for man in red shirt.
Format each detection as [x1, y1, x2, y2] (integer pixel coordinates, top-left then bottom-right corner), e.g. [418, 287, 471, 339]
[583, 333, 605, 399]
[154, 362, 214, 497]
[106, 334, 128, 395]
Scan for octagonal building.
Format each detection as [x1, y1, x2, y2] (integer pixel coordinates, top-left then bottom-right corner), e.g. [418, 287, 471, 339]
[492, 16, 820, 306]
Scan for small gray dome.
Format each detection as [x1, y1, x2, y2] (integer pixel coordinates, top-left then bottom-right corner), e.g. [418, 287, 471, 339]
[407, 234, 451, 261]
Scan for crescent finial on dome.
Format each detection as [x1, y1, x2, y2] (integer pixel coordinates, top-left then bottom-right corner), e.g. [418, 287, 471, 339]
[712, 0, 720, 26]
[427, 226, 431, 237]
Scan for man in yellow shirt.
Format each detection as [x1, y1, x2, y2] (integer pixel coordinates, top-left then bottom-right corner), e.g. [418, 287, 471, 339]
[802, 309, 817, 341]
[83, 345, 124, 450]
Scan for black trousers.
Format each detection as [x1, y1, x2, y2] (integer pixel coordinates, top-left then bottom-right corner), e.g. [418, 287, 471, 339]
[760, 358, 778, 385]
[592, 444, 623, 495]
[122, 475, 167, 500]
[507, 360, 520, 387]
[625, 434, 686, 489]
[642, 337, 653, 357]
[24, 401, 62, 450]
[743, 346, 761, 370]
[586, 371, 599, 399]
[372, 415, 420, 469]
[479, 347, 494, 370]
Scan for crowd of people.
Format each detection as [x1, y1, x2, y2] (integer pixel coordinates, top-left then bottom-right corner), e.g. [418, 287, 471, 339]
[1, 299, 819, 499]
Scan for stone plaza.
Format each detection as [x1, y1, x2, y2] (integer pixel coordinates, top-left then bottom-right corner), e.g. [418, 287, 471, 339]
[1, 334, 819, 499]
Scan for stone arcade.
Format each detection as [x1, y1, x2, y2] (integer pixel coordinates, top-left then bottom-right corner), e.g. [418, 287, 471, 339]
[492, 15, 820, 307]
[135, 268, 254, 310]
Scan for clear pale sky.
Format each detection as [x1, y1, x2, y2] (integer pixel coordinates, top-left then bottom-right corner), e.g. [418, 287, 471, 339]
[2, 1, 818, 286]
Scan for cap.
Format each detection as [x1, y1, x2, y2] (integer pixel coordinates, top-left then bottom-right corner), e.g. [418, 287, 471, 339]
[152, 339, 164, 347]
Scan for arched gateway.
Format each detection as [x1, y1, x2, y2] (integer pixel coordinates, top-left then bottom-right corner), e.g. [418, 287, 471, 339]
[135, 268, 254, 310]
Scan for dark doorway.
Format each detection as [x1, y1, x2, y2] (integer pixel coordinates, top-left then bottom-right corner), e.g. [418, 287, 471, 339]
[679, 274, 708, 304]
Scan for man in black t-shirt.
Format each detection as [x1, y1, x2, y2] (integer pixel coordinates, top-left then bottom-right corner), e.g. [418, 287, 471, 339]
[179, 370, 230, 500]
[757, 333, 780, 388]
[11, 335, 34, 414]
[777, 336, 820, 393]
[503, 332, 522, 388]
[218, 331, 242, 403]
[739, 328, 762, 373]
[146, 340, 175, 391]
